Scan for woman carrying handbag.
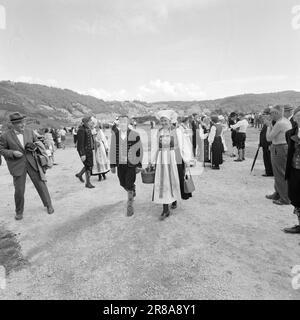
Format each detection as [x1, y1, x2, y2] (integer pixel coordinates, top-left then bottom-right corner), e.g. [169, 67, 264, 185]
[150, 110, 194, 221]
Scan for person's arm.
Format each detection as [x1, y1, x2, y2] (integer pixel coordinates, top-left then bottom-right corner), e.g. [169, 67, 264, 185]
[230, 120, 241, 130]
[266, 122, 281, 142]
[208, 126, 216, 145]
[150, 129, 159, 165]
[0, 133, 15, 159]
[76, 129, 86, 156]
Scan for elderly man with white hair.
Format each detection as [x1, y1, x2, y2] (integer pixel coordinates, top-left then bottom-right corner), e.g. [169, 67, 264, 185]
[265, 105, 292, 205]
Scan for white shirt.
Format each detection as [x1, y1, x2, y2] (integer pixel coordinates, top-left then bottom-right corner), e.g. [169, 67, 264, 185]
[231, 119, 249, 133]
[15, 131, 24, 148]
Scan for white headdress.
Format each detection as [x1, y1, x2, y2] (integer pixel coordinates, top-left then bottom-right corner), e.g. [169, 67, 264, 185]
[156, 110, 178, 122]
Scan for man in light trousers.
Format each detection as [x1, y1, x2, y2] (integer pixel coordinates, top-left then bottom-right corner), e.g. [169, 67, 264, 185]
[266, 105, 292, 205]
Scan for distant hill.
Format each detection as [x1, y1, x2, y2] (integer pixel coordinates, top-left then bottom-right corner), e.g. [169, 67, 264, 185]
[1, 80, 300, 127]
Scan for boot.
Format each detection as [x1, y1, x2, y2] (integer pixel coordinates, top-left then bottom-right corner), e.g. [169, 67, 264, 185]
[171, 201, 177, 209]
[160, 204, 170, 220]
[75, 167, 86, 183]
[102, 173, 106, 180]
[234, 150, 243, 162]
[85, 170, 95, 188]
[127, 190, 134, 216]
[242, 149, 245, 161]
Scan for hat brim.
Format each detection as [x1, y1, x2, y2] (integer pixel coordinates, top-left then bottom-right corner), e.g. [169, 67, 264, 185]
[10, 116, 26, 123]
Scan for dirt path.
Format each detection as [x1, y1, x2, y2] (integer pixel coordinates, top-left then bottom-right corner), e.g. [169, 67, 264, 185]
[0, 128, 300, 299]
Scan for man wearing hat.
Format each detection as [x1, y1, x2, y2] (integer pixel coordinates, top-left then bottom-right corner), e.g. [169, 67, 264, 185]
[284, 106, 300, 233]
[266, 105, 292, 205]
[259, 107, 273, 177]
[0, 112, 54, 220]
[284, 105, 297, 129]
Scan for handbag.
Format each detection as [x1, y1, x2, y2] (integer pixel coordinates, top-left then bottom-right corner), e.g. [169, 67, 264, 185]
[141, 164, 155, 184]
[184, 167, 195, 193]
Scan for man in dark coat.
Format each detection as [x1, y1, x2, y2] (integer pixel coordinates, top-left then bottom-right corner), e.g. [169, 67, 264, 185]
[259, 107, 273, 177]
[75, 116, 95, 188]
[284, 106, 300, 234]
[0, 112, 54, 220]
[110, 115, 143, 217]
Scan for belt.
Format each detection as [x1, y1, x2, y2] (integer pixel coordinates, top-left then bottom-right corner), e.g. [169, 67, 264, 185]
[272, 143, 287, 146]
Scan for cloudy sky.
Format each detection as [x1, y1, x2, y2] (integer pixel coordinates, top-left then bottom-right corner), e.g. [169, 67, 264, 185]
[1, 0, 300, 101]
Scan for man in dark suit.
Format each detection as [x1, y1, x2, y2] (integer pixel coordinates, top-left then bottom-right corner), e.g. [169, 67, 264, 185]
[284, 106, 300, 233]
[259, 107, 273, 177]
[0, 112, 54, 220]
[284, 105, 297, 129]
[110, 115, 143, 217]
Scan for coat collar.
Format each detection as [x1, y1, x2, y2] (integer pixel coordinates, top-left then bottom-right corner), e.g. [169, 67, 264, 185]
[11, 129, 25, 150]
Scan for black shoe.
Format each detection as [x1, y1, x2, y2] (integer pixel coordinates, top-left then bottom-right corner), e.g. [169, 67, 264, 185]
[159, 211, 170, 220]
[234, 159, 242, 162]
[262, 174, 273, 177]
[212, 166, 220, 170]
[265, 193, 280, 200]
[75, 174, 85, 183]
[98, 175, 102, 181]
[85, 183, 95, 189]
[15, 213, 23, 221]
[171, 201, 177, 209]
[47, 206, 54, 214]
[283, 225, 300, 234]
[273, 199, 290, 206]
[102, 174, 106, 180]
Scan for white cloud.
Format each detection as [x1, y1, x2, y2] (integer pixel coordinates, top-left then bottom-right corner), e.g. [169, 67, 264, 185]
[82, 88, 129, 101]
[137, 79, 206, 101]
[84, 79, 206, 102]
[15, 76, 59, 87]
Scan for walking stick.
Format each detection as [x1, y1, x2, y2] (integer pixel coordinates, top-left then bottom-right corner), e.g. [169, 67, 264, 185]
[250, 146, 260, 173]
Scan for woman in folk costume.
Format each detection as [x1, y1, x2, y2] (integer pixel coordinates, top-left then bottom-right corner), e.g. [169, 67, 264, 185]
[151, 110, 193, 220]
[208, 115, 224, 170]
[200, 116, 211, 163]
[218, 115, 228, 153]
[44, 128, 56, 165]
[91, 120, 110, 181]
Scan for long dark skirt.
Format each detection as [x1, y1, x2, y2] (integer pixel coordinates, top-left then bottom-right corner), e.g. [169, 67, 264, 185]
[211, 136, 223, 166]
[236, 132, 246, 150]
[177, 162, 192, 200]
[288, 167, 300, 208]
[204, 138, 210, 163]
[231, 130, 237, 147]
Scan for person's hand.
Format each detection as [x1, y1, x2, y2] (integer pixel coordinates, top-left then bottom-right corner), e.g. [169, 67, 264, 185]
[136, 167, 142, 174]
[13, 151, 23, 158]
[111, 167, 116, 174]
[80, 155, 86, 162]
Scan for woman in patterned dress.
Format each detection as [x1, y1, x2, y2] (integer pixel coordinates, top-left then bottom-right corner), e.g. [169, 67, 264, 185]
[151, 110, 193, 220]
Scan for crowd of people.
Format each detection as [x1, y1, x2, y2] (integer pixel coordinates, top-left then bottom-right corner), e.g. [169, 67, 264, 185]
[0, 106, 299, 233]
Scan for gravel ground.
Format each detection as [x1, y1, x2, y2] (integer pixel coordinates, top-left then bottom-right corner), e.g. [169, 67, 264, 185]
[0, 127, 300, 300]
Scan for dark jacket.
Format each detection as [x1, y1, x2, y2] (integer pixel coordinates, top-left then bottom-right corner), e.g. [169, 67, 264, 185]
[290, 117, 298, 130]
[285, 126, 299, 180]
[109, 128, 143, 168]
[0, 128, 39, 176]
[259, 124, 272, 149]
[76, 124, 94, 157]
